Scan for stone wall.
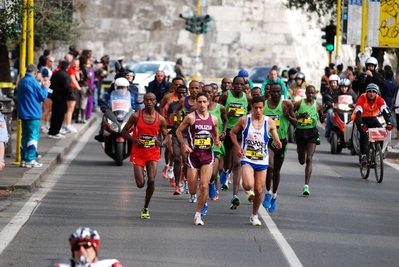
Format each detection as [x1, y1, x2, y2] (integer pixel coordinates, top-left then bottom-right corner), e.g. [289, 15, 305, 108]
[72, 0, 356, 86]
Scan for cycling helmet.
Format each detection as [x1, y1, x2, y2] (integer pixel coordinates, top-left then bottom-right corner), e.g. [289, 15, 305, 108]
[339, 78, 351, 87]
[328, 74, 340, 84]
[238, 69, 249, 77]
[295, 72, 305, 80]
[114, 77, 130, 87]
[365, 56, 378, 69]
[365, 83, 379, 93]
[69, 227, 100, 253]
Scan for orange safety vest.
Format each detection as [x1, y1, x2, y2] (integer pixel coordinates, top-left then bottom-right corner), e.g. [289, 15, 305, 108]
[351, 93, 383, 121]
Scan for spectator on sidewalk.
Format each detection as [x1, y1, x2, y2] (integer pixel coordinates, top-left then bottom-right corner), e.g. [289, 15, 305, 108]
[175, 58, 185, 78]
[48, 60, 71, 139]
[63, 58, 80, 134]
[0, 110, 8, 170]
[17, 64, 49, 168]
[40, 55, 55, 133]
[146, 70, 170, 103]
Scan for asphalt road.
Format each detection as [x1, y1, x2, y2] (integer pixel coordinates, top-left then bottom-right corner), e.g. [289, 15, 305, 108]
[0, 125, 399, 267]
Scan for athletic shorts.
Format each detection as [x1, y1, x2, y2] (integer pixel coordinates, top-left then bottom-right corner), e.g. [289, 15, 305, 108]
[268, 138, 288, 158]
[130, 147, 160, 167]
[67, 88, 78, 101]
[187, 150, 214, 170]
[241, 161, 268, 171]
[295, 127, 320, 146]
[212, 142, 225, 158]
[224, 129, 242, 149]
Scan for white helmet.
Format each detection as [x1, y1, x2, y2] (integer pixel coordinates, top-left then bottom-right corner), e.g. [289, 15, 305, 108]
[365, 57, 378, 69]
[328, 74, 340, 84]
[114, 77, 129, 87]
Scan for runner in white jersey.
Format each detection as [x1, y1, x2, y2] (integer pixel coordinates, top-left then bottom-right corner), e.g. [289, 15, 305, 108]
[229, 96, 281, 226]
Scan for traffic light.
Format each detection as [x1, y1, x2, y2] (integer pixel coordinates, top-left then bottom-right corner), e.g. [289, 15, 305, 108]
[179, 13, 213, 34]
[321, 25, 336, 52]
[199, 14, 213, 34]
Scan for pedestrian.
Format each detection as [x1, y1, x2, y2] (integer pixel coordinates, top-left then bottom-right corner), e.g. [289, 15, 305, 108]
[229, 96, 281, 226]
[63, 58, 80, 133]
[218, 76, 251, 209]
[262, 83, 297, 213]
[0, 110, 8, 170]
[40, 55, 55, 133]
[121, 92, 169, 219]
[176, 92, 221, 225]
[55, 227, 123, 267]
[146, 70, 170, 103]
[48, 60, 71, 139]
[175, 58, 186, 78]
[293, 85, 327, 195]
[17, 64, 49, 167]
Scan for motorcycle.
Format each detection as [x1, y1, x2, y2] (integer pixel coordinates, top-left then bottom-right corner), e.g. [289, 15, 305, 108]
[327, 95, 355, 154]
[287, 88, 306, 143]
[102, 90, 135, 166]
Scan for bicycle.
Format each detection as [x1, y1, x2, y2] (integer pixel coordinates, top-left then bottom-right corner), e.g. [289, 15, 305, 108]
[359, 127, 387, 183]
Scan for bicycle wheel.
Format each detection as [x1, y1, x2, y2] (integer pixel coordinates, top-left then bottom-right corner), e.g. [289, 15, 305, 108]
[359, 152, 370, 179]
[374, 143, 384, 183]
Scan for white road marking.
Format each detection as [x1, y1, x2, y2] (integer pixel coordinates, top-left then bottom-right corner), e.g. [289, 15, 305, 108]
[258, 207, 304, 267]
[0, 125, 98, 255]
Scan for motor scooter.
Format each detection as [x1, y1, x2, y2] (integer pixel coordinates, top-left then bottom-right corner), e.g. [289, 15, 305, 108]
[327, 95, 355, 154]
[102, 90, 135, 166]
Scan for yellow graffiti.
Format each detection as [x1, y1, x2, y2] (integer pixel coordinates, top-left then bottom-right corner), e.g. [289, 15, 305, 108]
[379, 0, 399, 46]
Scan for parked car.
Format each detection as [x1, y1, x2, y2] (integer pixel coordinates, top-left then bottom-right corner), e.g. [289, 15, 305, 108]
[131, 61, 176, 95]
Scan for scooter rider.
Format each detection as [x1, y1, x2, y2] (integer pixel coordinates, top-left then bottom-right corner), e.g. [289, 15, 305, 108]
[352, 83, 393, 166]
[323, 74, 340, 138]
[352, 57, 385, 96]
[288, 72, 308, 98]
[94, 78, 136, 142]
[338, 78, 357, 103]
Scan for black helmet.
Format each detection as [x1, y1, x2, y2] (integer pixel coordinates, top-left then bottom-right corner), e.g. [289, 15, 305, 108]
[288, 68, 297, 76]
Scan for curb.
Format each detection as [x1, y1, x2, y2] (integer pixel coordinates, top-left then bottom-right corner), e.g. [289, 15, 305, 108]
[12, 116, 98, 191]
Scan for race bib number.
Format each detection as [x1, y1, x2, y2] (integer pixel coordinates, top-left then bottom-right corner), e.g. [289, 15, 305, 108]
[245, 147, 264, 160]
[298, 116, 312, 126]
[228, 102, 245, 117]
[194, 133, 212, 149]
[139, 134, 156, 148]
[268, 114, 280, 128]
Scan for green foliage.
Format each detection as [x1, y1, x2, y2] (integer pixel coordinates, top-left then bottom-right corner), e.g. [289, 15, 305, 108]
[285, 0, 337, 19]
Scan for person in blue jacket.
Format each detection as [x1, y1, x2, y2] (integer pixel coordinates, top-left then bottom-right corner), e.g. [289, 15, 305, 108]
[17, 64, 48, 168]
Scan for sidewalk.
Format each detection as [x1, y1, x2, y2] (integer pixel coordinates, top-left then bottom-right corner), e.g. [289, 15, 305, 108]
[0, 114, 98, 191]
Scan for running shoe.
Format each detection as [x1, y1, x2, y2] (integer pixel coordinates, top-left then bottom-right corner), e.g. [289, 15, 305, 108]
[303, 185, 310, 196]
[247, 190, 255, 203]
[183, 181, 189, 194]
[268, 197, 277, 213]
[250, 214, 262, 226]
[221, 183, 229, 191]
[219, 169, 228, 186]
[194, 215, 204, 226]
[173, 187, 181, 195]
[210, 190, 219, 201]
[189, 194, 197, 203]
[25, 160, 43, 168]
[169, 178, 176, 187]
[262, 193, 272, 209]
[60, 127, 68, 135]
[40, 125, 49, 133]
[230, 195, 240, 210]
[167, 167, 174, 179]
[208, 181, 217, 199]
[201, 202, 208, 216]
[20, 161, 26, 168]
[393, 143, 399, 150]
[48, 133, 66, 139]
[360, 155, 368, 166]
[140, 208, 150, 219]
[66, 125, 78, 133]
[162, 165, 168, 179]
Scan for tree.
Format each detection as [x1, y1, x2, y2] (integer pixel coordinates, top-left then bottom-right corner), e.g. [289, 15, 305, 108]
[0, 0, 79, 83]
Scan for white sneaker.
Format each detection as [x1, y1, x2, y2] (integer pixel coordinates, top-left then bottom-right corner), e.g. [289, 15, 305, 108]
[167, 167, 174, 179]
[189, 194, 197, 203]
[59, 127, 68, 134]
[66, 125, 77, 133]
[393, 143, 399, 150]
[194, 215, 204, 226]
[250, 214, 262, 226]
[25, 160, 43, 168]
[48, 133, 66, 139]
[40, 125, 49, 133]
